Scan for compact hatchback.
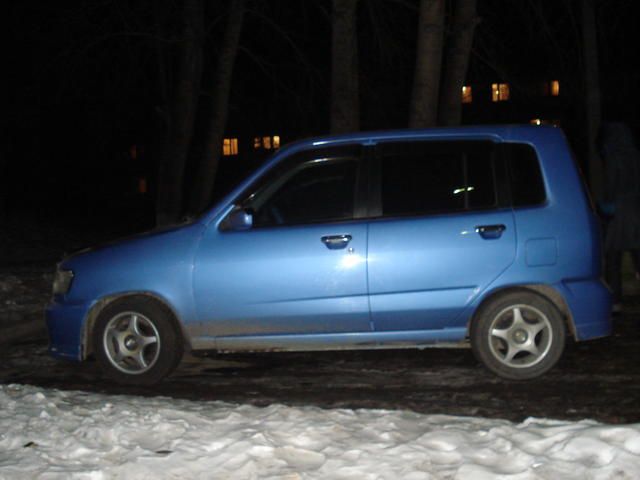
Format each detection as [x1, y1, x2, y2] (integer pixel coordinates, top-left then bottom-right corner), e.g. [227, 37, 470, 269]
[47, 126, 611, 384]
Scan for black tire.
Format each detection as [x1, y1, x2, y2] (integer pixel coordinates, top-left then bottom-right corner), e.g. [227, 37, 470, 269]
[470, 290, 566, 380]
[93, 296, 184, 385]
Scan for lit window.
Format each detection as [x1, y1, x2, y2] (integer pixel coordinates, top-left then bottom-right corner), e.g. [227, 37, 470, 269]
[461, 86, 472, 104]
[491, 83, 510, 102]
[531, 118, 560, 127]
[542, 80, 560, 97]
[222, 138, 238, 156]
[138, 177, 147, 194]
[253, 135, 281, 150]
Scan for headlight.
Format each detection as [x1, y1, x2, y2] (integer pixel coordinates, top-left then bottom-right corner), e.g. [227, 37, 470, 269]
[53, 269, 74, 295]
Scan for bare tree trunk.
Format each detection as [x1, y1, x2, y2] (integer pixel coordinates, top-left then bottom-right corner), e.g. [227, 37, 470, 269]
[330, 0, 359, 134]
[438, 0, 478, 126]
[0, 150, 6, 223]
[190, 0, 245, 213]
[155, 0, 203, 226]
[409, 0, 445, 128]
[581, 0, 603, 200]
[153, 2, 171, 134]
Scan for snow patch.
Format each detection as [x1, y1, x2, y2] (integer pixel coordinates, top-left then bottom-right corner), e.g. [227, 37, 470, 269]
[1, 384, 639, 479]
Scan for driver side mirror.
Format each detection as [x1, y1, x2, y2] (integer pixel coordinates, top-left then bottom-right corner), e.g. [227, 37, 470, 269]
[226, 208, 253, 231]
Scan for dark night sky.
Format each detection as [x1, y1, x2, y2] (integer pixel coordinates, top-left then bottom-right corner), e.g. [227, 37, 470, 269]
[4, 0, 639, 227]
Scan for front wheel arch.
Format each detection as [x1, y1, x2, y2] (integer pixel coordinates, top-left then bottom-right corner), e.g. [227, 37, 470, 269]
[82, 293, 189, 360]
[92, 295, 185, 385]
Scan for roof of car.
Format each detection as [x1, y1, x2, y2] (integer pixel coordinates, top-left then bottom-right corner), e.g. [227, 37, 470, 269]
[285, 125, 559, 150]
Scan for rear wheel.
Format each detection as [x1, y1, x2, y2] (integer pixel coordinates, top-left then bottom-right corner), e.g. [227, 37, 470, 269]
[93, 297, 183, 385]
[471, 290, 566, 380]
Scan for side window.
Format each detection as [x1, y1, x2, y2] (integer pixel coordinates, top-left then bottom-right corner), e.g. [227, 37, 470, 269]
[252, 158, 358, 227]
[506, 143, 546, 207]
[379, 141, 497, 217]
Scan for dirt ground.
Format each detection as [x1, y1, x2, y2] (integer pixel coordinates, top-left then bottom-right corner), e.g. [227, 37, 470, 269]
[2, 302, 639, 424]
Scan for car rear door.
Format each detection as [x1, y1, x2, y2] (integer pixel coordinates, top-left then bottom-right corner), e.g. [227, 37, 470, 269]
[367, 140, 516, 332]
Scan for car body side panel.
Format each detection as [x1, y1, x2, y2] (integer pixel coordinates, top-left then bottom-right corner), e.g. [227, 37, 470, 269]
[47, 222, 206, 360]
[451, 128, 611, 338]
[367, 209, 516, 331]
[191, 220, 371, 339]
[556, 279, 611, 339]
[208, 328, 468, 352]
[501, 127, 611, 338]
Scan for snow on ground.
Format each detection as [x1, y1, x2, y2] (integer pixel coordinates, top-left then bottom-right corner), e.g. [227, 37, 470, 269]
[0, 270, 51, 319]
[1, 385, 639, 480]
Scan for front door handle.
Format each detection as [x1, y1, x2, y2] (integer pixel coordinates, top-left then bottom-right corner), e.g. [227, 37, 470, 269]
[475, 224, 506, 239]
[321, 234, 352, 249]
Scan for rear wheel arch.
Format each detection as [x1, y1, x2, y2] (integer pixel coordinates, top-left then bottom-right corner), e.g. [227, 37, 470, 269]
[470, 284, 576, 339]
[468, 286, 570, 379]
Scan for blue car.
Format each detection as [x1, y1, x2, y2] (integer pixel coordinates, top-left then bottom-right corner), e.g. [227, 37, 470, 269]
[46, 126, 612, 384]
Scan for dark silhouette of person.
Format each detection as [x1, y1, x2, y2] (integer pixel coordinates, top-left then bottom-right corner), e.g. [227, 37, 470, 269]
[600, 123, 640, 312]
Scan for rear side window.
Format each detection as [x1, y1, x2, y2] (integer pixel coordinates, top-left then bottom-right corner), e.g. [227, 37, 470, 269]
[379, 141, 498, 217]
[506, 143, 546, 207]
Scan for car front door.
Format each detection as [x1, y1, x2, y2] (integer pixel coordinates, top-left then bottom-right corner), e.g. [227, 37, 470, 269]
[367, 140, 516, 332]
[192, 145, 371, 339]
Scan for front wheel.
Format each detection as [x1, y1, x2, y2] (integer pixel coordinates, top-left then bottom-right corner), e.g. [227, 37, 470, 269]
[471, 290, 566, 380]
[93, 297, 183, 385]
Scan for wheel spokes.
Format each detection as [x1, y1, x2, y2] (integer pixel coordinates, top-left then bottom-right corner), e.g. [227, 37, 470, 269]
[103, 312, 160, 374]
[132, 349, 149, 369]
[521, 341, 540, 357]
[138, 333, 158, 348]
[130, 314, 142, 335]
[490, 326, 510, 341]
[526, 319, 547, 338]
[488, 305, 552, 368]
[502, 343, 520, 363]
[511, 307, 526, 328]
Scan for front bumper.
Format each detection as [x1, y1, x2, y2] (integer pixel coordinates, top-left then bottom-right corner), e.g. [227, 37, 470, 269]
[45, 299, 92, 361]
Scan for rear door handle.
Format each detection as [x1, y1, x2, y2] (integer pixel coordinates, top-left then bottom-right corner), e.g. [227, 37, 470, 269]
[475, 224, 506, 239]
[321, 234, 352, 249]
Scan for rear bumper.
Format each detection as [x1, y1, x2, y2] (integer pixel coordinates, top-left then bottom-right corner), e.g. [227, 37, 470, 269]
[45, 300, 91, 361]
[558, 279, 612, 341]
